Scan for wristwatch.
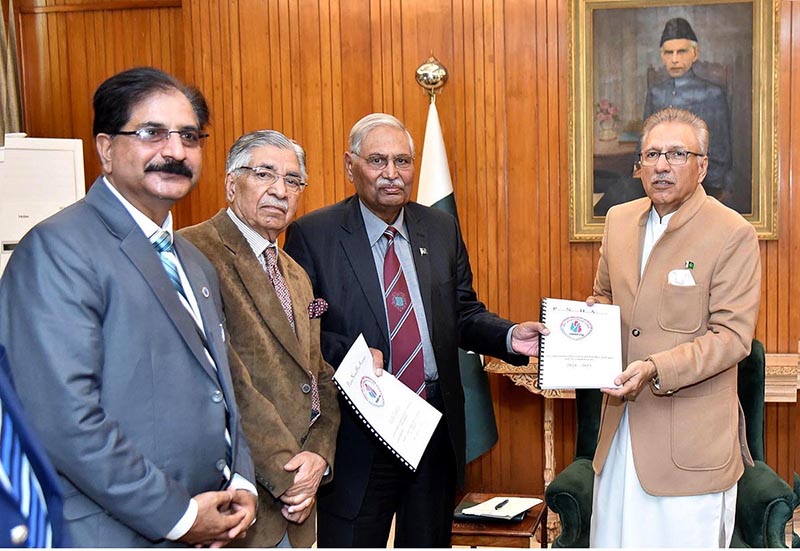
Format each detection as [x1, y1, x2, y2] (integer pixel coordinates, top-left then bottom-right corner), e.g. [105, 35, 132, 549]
[646, 357, 661, 390]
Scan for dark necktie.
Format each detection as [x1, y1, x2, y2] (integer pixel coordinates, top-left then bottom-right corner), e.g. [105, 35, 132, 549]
[150, 230, 233, 479]
[0, 403, 52, 547]
[263, 247, 321, 425]
[382, 226, 426, 399]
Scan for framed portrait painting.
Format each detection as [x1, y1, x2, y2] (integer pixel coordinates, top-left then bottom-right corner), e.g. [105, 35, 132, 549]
[568, 0, 778, 241]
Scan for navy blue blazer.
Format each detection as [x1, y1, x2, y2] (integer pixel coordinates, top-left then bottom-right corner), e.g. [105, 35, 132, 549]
[0, 344, 67, 547]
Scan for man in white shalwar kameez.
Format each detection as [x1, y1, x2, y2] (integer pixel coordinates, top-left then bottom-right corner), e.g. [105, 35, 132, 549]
[587, 107, 761, 547]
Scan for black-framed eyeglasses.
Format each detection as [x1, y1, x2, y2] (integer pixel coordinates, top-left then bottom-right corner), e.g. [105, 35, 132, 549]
[112, 127, 209, 149]
[237, 166, 308, 194]
[351, 152, 414, 171]
[639, 149, 705, 167]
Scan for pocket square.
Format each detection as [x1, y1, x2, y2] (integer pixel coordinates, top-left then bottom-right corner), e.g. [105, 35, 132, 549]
[308, 298, 328, 319]
[668, 269, 696, 286]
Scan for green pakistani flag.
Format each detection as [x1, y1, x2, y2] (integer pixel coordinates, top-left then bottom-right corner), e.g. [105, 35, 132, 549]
[417, 101, 499, 463]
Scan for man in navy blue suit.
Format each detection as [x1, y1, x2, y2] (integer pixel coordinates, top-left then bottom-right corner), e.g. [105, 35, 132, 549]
[284, 113, 547, 547]
[0, 344, 67, 547]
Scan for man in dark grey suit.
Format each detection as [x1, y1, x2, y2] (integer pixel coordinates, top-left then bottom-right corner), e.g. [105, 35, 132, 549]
[283, 113, 547, 547]
[0, 67, 256, 547]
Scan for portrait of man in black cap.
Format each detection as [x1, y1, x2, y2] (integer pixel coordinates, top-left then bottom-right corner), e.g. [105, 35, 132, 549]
[643, 17, 733, 201]
[585, 2, 767, 234]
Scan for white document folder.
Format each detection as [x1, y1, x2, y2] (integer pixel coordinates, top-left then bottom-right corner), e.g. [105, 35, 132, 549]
[537, 298, 623, 389]
[333, 334, 442, 470]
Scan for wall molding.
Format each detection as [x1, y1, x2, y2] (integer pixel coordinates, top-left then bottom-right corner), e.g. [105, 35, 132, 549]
[17, 1, 180, 15]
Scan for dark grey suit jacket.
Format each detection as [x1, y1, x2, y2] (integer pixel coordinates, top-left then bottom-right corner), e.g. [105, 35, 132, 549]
[0, 178, 254, 547]
[284, 195, 526, 519]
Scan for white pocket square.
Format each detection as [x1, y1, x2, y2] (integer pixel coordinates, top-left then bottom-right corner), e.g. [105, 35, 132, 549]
[668, 269, 696, 286]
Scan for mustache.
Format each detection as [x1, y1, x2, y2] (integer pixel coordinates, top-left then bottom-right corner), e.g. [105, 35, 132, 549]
[259, 196, 289, 212]
[377, 177, 405, 189]
[145, 160, 193, 179]
[651, 173, 675, 185]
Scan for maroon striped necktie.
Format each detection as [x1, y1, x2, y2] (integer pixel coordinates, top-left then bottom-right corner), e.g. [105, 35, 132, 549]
[382, 226, 426, 399]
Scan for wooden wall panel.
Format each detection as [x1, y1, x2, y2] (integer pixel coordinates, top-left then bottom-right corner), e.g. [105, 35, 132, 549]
[771, 0, 800, 482]
[13, 0, 800, 493]
[15, 0, 183, 193]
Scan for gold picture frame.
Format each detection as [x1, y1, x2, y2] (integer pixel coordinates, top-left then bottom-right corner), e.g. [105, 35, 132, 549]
[568, 0, 779, 241]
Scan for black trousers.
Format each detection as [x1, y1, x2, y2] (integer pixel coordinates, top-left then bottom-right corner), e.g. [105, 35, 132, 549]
[317, 383, 457, 548]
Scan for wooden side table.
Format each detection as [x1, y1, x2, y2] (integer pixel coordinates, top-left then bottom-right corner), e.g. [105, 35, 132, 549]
[451, 492, 547, 548]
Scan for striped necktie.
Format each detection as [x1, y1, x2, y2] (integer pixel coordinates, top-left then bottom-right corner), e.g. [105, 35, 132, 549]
[0, 401, 52, 547]
[262, 246, 321, 426]
[150, 230, 233, 480]
[383, 226, 426, 399]
[151, 230, 188, 302]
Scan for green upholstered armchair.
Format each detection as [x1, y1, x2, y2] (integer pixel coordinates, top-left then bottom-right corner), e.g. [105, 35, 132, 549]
[790, 473, 799, 548]
[544, 340, 796, 548]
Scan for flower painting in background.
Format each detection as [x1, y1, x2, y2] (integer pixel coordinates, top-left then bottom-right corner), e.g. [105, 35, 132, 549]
[595, 99, 619, 141]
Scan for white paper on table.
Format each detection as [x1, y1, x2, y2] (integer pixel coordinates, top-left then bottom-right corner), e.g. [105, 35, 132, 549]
[333, 334, 442, 471]
[462, 496, 543, 519]
[538, 298, 623, 389]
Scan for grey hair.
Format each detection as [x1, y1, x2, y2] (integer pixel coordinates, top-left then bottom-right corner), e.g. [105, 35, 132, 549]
[642, 107, 709, 158]
[348, 113, 415, 157]
[225, 130, 307, 180]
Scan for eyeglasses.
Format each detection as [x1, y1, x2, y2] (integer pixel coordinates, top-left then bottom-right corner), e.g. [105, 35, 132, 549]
[237, 166, 308, 194]
[639, 149, 705, 167]
[113, 127, 209, 149]
[351, 152, 414, 171]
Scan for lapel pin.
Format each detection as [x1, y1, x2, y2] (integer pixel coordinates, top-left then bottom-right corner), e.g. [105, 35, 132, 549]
[201, 286, 210, 298]
[684, 261, 695, 270]
[420, 247, 428, 256]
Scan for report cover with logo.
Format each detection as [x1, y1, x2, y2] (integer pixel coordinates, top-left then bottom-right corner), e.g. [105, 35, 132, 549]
[332, 334, 442, 470]
[537, 298, 622, 389]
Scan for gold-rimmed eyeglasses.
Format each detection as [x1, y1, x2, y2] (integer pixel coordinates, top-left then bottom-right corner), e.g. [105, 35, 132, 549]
[236, 166, 308, 194]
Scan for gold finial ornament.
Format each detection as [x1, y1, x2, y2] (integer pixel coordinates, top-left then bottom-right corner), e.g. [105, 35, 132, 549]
[415, 55, 448, 103]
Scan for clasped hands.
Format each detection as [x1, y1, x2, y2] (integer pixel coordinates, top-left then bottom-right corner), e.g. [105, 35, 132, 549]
[180, 488, 256, 548]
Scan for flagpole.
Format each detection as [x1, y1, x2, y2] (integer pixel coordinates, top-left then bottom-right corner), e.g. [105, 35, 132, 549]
[414, 55, 501, 465]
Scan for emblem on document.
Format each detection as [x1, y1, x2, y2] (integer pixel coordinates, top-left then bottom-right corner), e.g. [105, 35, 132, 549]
[360, 377, 385, 407]
[560, 317, 592, 340]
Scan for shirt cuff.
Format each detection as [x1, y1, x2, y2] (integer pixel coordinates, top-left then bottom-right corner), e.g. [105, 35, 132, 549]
[229, 473, 258, 496]
[506, 324, 517, 354]
[165, 498, 198, 541]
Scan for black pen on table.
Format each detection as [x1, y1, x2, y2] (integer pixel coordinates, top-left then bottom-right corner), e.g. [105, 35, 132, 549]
[494, 499, 509, 510]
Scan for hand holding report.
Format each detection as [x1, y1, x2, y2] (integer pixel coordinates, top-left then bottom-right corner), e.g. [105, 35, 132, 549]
[333, 334, 442, 470]
[537, 298, 622, 389]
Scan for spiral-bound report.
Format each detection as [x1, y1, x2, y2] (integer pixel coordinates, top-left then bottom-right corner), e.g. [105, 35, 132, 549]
[333, 334, 442, 471]
[538, 298, 622, 389]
